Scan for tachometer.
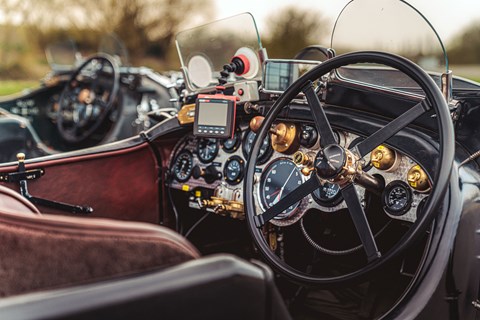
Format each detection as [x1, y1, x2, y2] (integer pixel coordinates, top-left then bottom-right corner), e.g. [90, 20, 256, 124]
[260, 159, 303, 219]
[242, 130, 273, 165]
[173, 150, 193, 182]
[313, 182, 343, 207]
[197, 138, 219, 163]
[223, 156, 245, 185]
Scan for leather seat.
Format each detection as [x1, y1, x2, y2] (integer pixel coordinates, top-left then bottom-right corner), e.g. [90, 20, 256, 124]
[0, 185, 199, 297]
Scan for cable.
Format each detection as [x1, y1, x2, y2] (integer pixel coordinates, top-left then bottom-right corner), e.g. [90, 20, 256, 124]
[459, 149, 480, 167]
[300, 217, 391, 256]
[184, 210, 212, 238]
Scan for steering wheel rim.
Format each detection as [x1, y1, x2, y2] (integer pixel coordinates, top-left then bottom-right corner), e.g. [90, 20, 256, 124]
[57, 53, 120, 144]
[244, 51, 454, 286]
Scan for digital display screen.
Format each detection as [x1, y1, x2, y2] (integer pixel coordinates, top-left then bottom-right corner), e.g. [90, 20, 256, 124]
[263, 59, 320, 93]
[193, 95, 236, 139]
[197, 100, 229, 126]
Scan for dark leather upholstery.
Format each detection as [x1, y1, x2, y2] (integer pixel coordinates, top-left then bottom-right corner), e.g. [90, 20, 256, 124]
[0, 185, 199, 297]
[0, 255, 293, 320]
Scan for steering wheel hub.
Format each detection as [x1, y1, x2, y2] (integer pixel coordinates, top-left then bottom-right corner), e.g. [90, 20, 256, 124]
[314, 144, 346, 179]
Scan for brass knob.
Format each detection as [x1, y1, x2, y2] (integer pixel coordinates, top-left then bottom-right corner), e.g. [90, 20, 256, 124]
[407, 165, 430, 192]
[370, 145, 396, 170]
[16, 153, 26, 162]
[249, 116, 265, 133]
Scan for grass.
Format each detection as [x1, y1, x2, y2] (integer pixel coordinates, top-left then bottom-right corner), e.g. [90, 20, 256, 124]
[0, 80, 38, 96]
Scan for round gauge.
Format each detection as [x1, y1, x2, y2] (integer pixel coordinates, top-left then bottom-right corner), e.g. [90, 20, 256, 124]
[242, 130, 273, 165]
[382, 181, 412, 216]
[223, 156, 245, 185]
[222, 130, 241, 153]
[348, 137, 372, 171]
[313, 182, 343, 207]
[173, 150, 193, 182]
[299, 124, 318, 148]
[197, 138, 219, 163]
[260, 159, 303, 219]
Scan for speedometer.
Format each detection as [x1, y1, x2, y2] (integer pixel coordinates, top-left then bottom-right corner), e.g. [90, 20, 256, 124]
[260, 159, 303, 219]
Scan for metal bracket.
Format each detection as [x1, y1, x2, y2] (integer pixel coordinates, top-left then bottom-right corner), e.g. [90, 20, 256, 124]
[0, 168, 44, 183]
[13, 153, 93, 214]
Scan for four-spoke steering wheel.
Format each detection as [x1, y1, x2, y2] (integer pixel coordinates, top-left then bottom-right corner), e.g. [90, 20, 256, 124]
[245, 51, 454, 285]
[57, 54, 120, 143]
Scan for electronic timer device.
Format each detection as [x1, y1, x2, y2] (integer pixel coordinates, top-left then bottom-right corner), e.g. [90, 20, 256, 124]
[193, 94, 237, 139]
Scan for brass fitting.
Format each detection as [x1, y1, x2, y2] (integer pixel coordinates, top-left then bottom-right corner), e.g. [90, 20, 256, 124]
[270, 122, 298, 154]
[370, 145, 396, 170]
[407, 165, 430, 192]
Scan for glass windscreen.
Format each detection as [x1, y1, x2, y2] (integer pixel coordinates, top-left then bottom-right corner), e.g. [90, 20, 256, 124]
[331, 0, 448, 90]
[45, 39, 79, 71]
[99, 33, 129, 66]
[175, 13, 263, 92]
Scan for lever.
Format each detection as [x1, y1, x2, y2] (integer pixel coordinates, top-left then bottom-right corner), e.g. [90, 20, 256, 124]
[16, 153, 93, 214]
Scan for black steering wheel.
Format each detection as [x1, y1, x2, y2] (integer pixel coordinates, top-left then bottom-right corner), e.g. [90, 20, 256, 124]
[57, 54, 120, 143]
[245, 51, 454, 285]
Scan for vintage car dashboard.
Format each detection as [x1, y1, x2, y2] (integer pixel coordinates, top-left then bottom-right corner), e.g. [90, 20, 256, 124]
[168, 113, 432, 226]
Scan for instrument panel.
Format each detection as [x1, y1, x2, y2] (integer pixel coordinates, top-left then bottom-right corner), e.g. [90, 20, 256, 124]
[169, 120, 431, 225]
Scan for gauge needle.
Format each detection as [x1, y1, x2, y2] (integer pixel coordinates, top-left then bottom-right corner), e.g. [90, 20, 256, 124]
[273, 167, 297, 204]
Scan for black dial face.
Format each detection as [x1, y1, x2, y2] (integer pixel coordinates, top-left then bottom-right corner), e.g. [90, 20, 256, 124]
[299, 124, 318, 148]
[197, 138, 219, 163]
[221, 130, 241, 153]
[224, 156, 244, 185]
[383, 181, 412, 216]
[242, 130, 273, 165]
[313, 182, 342, 207]
[173, 150, 193, 182]
[260, 159, 303, 219]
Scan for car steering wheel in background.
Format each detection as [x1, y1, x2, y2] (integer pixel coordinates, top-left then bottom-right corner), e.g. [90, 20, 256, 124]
[244, 51, 454, 285]
[57, 54, 120, 144]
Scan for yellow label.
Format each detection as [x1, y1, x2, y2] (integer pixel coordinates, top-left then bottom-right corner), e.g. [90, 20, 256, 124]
[378, 145, 385, 150]
[410, 182, 417, 188]
[195, 190, 202, 197]
[181, 185, 190, 192]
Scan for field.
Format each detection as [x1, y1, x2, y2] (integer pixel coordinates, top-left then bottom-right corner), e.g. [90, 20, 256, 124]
[0, 80, 39, 96]
[0, 65, 479, 98]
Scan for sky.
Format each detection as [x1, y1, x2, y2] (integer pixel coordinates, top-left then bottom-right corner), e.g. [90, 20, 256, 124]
[213, 0, 480, 44]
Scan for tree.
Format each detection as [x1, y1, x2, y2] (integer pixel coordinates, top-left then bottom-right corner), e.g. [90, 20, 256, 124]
[0, 0, 213, 68]
[262, 7, 330, 59]
[448, 21, 480, 64]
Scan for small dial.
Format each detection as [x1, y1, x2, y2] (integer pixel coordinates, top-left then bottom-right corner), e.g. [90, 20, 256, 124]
[197, 138, 219, 163]
[299, 124, 318, 148]
[382, 181, 412, 216]
[313, 182, 343, 207]
[173, 150, 193, 182]
[223, 156, 245, 185]
[222, 130, 241, 153]
[260, 159, 303, 219]
[242, 130, 273, 165]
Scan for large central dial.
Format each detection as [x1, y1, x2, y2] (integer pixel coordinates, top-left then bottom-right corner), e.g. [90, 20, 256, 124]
[260, 159, 303, 219]
[314, 144, 346, 179]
